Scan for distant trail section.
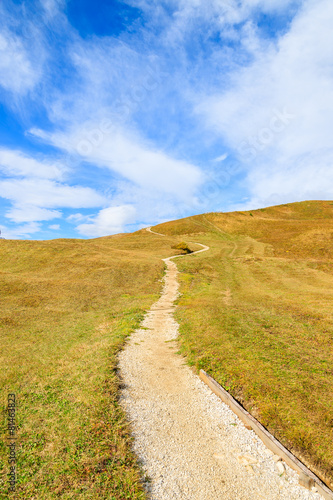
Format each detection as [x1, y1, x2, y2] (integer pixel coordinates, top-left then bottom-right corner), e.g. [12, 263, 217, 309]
[118, 237, 322, 499]
[146, 226, 166, 236]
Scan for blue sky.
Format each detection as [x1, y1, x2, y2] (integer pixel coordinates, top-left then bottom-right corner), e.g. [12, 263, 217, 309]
[0, 0, 333, 239]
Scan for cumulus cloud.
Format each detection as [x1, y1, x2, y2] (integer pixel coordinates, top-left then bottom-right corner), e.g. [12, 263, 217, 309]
[77, 205, 136, 237]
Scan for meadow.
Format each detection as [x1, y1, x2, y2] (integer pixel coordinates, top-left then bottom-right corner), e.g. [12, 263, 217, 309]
[154, 201, 333, 489]
[1, 200, 333, 497]
[0, 231, 179, 499]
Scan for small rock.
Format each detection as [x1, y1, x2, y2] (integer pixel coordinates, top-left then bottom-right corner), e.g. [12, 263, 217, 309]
[273, 454, 282, 463]
[237, 454, 258, 466]
[276, 461, 285, 475]
[299, 473, 315, 490]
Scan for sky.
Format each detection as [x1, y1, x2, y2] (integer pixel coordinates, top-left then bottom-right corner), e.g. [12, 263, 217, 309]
[0, 0, 333, 239]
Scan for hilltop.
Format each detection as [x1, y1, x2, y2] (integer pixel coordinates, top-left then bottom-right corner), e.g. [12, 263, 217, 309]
[1, 200, 333, 497]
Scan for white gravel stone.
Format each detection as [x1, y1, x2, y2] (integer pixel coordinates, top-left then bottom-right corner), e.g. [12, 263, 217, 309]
[118, 246, 325, 500]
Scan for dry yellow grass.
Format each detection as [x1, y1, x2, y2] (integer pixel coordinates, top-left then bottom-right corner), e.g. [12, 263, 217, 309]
[2, 200, 333, 497]
[0, 231, 180, 499]
[154, 201, 333, 489]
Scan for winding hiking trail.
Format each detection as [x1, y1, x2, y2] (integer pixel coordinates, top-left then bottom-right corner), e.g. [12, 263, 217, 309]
[118, 229, 322, 500]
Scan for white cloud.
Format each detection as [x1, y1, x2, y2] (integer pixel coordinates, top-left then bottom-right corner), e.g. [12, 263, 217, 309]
[32, 124, 203, 199]
[0, 30, 40, 94]
[77, 205, 136, 237]
[6, 205, 62, 223]
[243, 150, 333, 209]
[0, 222, 41, 239]
[0, 146, 106, 227]
[67, 213, 87, 222]
[49, 224, 60, 230]
[0, 178, 106, 209]
[40, 0, 65, 17]
[197, 0, 333, 206]
[2, 0, 327, 241]
[0, 145, 107, 226]
[126, 0, 299, 40]
[240, 0, 299, 13]
[213, 154, 228, 162]
[0, 149, 66, 179]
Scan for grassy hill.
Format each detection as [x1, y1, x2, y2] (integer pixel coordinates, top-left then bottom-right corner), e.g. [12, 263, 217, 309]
[0, 231, 183, 499]
[1, 200, 333, 497]
[154, 200, 333, 489]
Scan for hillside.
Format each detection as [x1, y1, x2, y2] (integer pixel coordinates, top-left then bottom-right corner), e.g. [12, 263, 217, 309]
[0, 231, 184, 499]
[154, 200, 333, 489]
[1, 200, 333, 497]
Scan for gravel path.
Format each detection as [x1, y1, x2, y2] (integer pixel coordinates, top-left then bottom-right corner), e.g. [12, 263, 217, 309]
[118, 245, 323, 500]
[146, 226, 166, 236]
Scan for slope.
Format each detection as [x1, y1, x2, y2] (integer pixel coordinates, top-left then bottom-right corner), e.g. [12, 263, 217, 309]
[0, 231, 184, 499]
[153, 200, 333, 489]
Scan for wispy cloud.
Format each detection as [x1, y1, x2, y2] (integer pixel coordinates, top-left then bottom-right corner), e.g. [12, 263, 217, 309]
[197, 0, 333, 208]
[0, 177, 106, 210]
[0, 30, 40, 95]
[0, 148, 66, 179]
[213, 154, 228, 163]
[0, 0, 332, 238]
[0, 222, 41, 240]
[0, 147, 106, 231]
[32, 124, 202, 199]
[40, 0, 66, 18]
[6, 206, 62, 223]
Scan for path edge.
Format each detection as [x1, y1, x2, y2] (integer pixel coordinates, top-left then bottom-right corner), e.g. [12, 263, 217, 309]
[200, 370, 333, 500]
